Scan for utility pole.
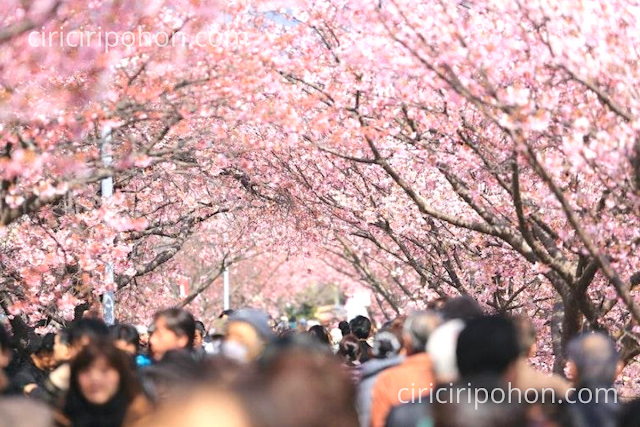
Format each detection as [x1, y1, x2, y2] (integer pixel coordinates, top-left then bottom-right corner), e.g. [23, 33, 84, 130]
[101, 125, 115, 325]
[223, 265, 230, 310]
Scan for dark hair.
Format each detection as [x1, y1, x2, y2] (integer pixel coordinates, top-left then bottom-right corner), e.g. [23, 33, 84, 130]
[442, 296, 484, 322]
[0, 323, 11, 352]
[511, 316, 536, 356]
[153, 308, 196, 348]
[68, 318, 109, 347]
[25, 332, 55, 355]
[33, 333, 56, 355]
[348, 316, 371, 340]
[260, 333, 332, 367]
[195, 321, 206, 336]
[338, 334, 361, 364]
[57, 328, 71, 345]
[307, 325, 331, 347]
[249, 338, 358, 427]
[338, 321, 351, 337]
[434, 375, 527, 427]
[456, 316, 519, 378]
[64, 340, 142, 427]
[110, 324, 140, 352]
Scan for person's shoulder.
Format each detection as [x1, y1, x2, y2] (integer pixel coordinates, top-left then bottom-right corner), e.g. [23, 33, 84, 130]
[385, 401, 431, 427]
[374, 362, 403, 386]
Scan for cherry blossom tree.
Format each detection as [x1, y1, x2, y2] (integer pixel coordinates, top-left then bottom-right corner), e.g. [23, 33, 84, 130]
[3, 0, 640, 392]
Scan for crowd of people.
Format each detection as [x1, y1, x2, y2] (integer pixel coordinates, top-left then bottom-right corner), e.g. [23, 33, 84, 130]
[0, 296, 639, 427]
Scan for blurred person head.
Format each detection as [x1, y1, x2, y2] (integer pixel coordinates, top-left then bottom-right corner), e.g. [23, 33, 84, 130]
[260, 333, 332, 363]
[225, 308, 273, 362]
[64, 340, 144, 427]
[135, 325, 149, 348]
[338, 320, 351, 337]
[511, 315, 537, 358]
[372, 315, 404, 359]
[110, 324, 140, 356]
[337, 334, 361, 365]
[433, 375, 527, 427]
[150, 308, 196, 361]
[194, 321, 206, 347]
[348, 316, 371, 340]
[427, 319, 465, 383]
[456, 315, 520, 382]
[251, 338, 358, 427]
[307, 325, 331, 348]
[371, 331, 401, 360]
[566, 331, 621, 388]
[27, 332, 56, 371]
[441, 296, 484, 322]
[67, 318, 110, 359]
[0, 397, 54, 427]
[142, 349, 204, 402]
[402, 310, 441, 355]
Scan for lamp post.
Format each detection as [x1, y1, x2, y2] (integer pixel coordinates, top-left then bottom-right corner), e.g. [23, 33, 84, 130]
[101, 125, 115, 325]
[223, 265, 230, 311]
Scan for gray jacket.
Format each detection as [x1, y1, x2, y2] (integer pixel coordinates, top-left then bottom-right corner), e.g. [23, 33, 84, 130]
[356, 355, 404, 427]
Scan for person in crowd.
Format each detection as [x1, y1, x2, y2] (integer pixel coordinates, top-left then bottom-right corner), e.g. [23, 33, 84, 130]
[110, 324, 154, 369]
[68, 319, 111, 353]
[111, 324, 140, 357]
[194, 321, 206, 348]
[329, 327, 343, 353]
[415, 315, 524, 427]
[1, 324, 55, 427]
[141, 348, 204, 403]
[433, 376, 528, 427]
[441, 295, 484, 322]
[385, 318, 465, 427]
[370, 311, 441, 427]
[135, 326, 149, 352]
[136, 387, 254, 427]
[0, 395, 54, 427]
[53, 329, 73, 367]
[10, 333, 56, 396]
[337, 334, 362, 383]
[307, 324, 332, 348]
[511, 316, 571, 395]
[565, 331, 622, 427]
[224, 308, 274, 362]
[349, 315, 373, 363]
[219, 309, 235, 320]
[338, 320, 351, 337]
[456, 315, 520, 382]
[58, 339, 152, 427]
[252, 334, 359, 427]
[148, 308, 196, 362]
[40, 319, 110, 404]
[357, 316, 404, 427]
[204, 333, 225, 355]
[0, 323, 12, 394]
